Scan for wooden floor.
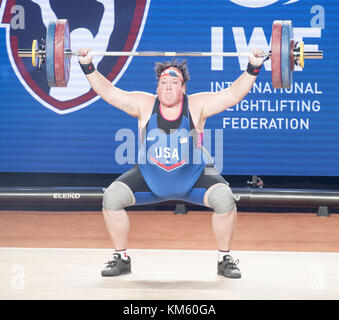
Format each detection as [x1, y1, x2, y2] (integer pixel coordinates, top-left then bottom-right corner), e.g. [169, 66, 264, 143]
[1, 210, 339, 251]
[1, 210, 339, 300]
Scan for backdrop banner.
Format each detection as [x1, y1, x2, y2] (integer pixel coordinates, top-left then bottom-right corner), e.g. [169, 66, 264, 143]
[0, 0, 336, 176]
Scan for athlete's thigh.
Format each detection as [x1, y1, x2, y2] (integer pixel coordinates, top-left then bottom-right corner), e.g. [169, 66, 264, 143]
[181, 164, 228, 206]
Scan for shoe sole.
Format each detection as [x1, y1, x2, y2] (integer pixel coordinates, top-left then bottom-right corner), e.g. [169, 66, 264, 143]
[217, 271, 241, 279]
[101, 270, 132, 277]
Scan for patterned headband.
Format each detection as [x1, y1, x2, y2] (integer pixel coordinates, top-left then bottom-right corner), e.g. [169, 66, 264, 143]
[159, 67, 184, 82]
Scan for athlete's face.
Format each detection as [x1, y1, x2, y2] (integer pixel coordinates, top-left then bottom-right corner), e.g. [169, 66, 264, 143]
[157, 76, 185, 107]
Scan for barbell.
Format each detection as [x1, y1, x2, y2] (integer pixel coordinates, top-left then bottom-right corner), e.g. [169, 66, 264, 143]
[18, 19, 323, 89]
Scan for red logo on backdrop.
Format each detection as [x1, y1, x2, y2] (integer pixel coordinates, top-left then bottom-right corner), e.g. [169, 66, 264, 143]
[1, 0, 150, 114]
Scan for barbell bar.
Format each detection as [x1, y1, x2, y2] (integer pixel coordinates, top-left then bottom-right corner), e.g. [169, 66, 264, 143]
[81, 50, 322, 59]
[18, 47, 322, 59]
[19, 49, 270, 58]
[17, 19, 323, 89]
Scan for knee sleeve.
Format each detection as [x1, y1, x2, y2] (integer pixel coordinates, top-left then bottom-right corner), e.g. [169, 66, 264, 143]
[102, 181, 135, 211]
[207, 184, 237, 214]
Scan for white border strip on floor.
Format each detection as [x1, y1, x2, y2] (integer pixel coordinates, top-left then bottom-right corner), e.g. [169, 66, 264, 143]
[0, 247, 338, 255]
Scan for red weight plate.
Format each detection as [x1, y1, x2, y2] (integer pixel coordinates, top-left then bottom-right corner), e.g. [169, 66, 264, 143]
[64, 22, 71, 85]
[54, 19, 70, 87]
[271, 20, 283, 89]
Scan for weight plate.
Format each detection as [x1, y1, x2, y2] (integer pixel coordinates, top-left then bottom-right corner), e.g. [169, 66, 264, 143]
[290, 39, 295, 72]
[32, 39, 38, 67]
[281, 20, 293, 88]
[271, 20, 283, 89]
[46, 20, 57, 87]
[299, 41, 304, 69]
[54, 19, 71, 87]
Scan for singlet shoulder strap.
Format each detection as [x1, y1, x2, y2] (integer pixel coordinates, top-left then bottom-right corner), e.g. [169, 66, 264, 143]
[153, 97, 160, 115]
[145, 94, 193, 134]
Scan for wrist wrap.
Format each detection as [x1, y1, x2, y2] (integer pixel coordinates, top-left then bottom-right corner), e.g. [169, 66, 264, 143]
[246, 62, 262, 76]
[79, 62, 95, 75]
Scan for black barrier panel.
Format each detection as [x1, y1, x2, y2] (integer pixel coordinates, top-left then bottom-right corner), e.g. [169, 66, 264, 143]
[1, 188, 339, 213]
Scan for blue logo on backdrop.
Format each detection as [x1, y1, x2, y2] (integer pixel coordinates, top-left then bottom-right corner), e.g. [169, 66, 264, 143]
[1, 0, 150, 114]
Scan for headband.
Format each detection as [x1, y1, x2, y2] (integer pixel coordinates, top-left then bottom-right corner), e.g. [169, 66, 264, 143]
[159, 67, 184, 82]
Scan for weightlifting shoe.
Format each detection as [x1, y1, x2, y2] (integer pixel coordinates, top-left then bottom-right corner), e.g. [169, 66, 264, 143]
[101, 253, 131, 277]
[217, 255, 241, 279]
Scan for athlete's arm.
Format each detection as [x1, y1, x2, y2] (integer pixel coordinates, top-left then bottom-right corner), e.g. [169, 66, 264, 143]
[78, 48, 154, 118]
[190, 49, 265, 119]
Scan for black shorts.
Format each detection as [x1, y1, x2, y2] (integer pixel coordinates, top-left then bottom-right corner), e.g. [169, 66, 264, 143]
[115, 164, 228, 206]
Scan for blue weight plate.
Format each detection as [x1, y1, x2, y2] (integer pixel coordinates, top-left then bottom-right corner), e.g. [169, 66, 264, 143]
[46, 20, 57, 87]
[281, 21, 293, 89]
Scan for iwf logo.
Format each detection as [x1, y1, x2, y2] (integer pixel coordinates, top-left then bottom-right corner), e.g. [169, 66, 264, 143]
[0, 0, 150, 114]
[212, 1, 324, 71]
[229, 0, 299, 8]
